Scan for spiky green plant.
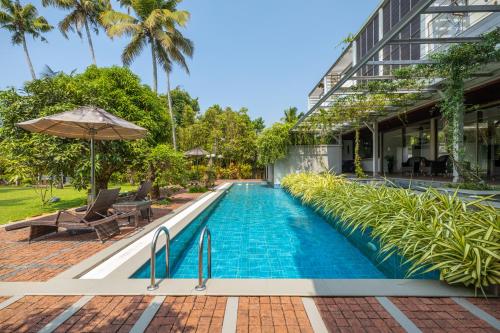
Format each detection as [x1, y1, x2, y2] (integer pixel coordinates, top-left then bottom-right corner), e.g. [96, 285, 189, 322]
[281, 173, 500, 291]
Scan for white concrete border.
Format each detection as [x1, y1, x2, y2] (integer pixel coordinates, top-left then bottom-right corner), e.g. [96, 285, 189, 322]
[302, 297, 328, 333]
[452, 297, 500, 330]
[376, 296, 422, 333]
[130, 295, 166, 333]
[222, 297, 238, 333]
[38, 296, 93, 333]
[0, 295, 23, 310]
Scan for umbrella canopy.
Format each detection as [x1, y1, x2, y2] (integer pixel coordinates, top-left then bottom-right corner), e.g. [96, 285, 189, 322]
[185, 147, 209, 157]
[17, 106, 146, 140]
[17, 106, 147, 201]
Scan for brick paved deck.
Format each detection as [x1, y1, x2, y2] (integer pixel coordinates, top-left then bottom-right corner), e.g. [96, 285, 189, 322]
[389, 297, 498, 332]
[54, 296, 152, 333]
[237, 296, 314, 333]
[0, 295, 497, 332]
[146, 296, 227, 332]
[315, 297, 405, 332]
[0, 192, 202, 282]
[0, 296, 80, 332]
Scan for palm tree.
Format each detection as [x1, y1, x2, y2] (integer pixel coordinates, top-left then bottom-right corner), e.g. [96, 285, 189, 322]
[158, 10, 193, 150]
[42, 0, 110, 65]
[282, 106, 304, 124]
[0, 0, 52, 80]
[102, 0, 193, 149]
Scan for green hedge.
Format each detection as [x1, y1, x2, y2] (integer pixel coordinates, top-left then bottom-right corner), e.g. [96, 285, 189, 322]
[281, 173, 500, 290]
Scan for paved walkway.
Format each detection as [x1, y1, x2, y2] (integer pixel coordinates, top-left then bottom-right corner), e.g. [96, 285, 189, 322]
[0, 192, 202, 282]
[0, 295, 498, 332]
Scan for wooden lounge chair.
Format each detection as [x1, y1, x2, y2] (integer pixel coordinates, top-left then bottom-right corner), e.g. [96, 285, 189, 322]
[119, 181, 152, 202]
[117, 181, 153, 219]
[5, 188, 122, 242]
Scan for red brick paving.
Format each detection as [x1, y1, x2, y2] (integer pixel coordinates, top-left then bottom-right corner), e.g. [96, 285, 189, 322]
[315, 297, 405, 333]
[0, 296, 10, 304]
[467, 297, 500, 320]
[0, 192, 202, 282]
[54, 295, 152, 333]
[146, 296, 227, 333]
[236, 296, 314, 333]
[389, 297, 497, 332]
[0, 295, 80, 333]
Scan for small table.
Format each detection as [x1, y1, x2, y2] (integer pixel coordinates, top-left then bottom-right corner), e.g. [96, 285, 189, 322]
[112, 200, 153, 227]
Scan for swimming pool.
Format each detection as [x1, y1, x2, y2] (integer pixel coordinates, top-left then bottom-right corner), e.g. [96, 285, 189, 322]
[132, 183, 437, 279]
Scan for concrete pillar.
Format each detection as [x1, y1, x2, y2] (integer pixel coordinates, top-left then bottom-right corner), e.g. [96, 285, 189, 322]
[337, 135, 343, 174]
[430, 118, 438, 160]
[378, 8, 384, 75]
[373, 122, 379, 177]
[352, 41, 357, 66]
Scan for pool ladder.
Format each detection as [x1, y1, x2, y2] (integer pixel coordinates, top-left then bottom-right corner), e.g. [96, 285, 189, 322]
[195, 226, 212, 291]
[147, 226, 170, 291]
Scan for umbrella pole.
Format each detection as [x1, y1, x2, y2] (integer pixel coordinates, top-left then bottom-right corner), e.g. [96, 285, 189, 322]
[90, 131, 96, 202]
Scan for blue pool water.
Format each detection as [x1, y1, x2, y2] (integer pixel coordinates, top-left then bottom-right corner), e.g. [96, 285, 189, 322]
[132, 183, 437, 279]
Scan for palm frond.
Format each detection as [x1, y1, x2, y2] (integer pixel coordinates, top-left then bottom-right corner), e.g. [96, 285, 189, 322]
[121, 32, 146, 66]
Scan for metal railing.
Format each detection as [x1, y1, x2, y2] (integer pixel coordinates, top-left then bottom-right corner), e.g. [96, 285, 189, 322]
[147, 226, 170, 291]
[195, 226, 211, 291]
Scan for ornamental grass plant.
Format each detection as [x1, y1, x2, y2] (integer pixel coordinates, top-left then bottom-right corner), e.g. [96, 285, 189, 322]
[281, 173, 500, 290]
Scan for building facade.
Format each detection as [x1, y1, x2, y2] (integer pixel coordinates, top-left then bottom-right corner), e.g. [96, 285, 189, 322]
[296, 0, 500, 182]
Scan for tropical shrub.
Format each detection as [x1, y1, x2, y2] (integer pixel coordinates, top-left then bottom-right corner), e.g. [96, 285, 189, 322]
[281, 173, 500, 290]
[144, 144, 188, 198]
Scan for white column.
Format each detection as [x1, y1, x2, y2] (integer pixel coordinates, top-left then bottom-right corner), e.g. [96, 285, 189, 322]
[352, 41, 357, 66]
[373, 122, 379, 177]
[378, 8, 384, 75]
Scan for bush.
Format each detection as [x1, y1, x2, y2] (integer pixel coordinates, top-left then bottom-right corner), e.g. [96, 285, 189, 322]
[281, 173, 500, 290]
[188, 185, 208, 193]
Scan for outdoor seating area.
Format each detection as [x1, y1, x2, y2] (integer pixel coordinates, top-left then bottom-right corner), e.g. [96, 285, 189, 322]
[401, 155, 452, 177]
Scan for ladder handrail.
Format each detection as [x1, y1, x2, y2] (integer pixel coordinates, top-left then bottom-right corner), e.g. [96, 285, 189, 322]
[195, 226, 211, 291]
[147, 226, 170, 291]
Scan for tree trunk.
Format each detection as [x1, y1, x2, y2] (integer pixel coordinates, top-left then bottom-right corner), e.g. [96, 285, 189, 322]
[452, 101, 465, 183]
[151, 40, 158, 93]
[166, 71, 177, 150]
[22, 34, 36, 80]
[84, 18, 97, 66]
[148, 166, 160, 199]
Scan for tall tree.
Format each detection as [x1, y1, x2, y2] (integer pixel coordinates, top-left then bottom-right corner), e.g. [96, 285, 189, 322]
[157, 1, 193, 150]
[42, 0, 110, 65]
[282, 106, 304, 124]
[102, 0, 192, 149]
[0, 0, 52, 80]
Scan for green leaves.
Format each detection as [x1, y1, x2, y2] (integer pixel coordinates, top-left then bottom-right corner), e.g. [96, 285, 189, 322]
[281, 173, 500, 290]
[256, 122, 293, 165]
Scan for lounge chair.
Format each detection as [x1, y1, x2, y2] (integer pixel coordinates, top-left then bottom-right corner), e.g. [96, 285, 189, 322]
[5, 188, 122, 242]
[117, 181, 153, 219]
[119, 181, 152, 202]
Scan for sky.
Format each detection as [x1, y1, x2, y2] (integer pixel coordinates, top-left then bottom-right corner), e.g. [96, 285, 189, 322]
[0, 0, 380, 125]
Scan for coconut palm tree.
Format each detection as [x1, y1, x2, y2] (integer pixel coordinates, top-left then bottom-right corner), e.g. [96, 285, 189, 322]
[0, 0, 52, 80]
[158, 15, 193, 150]
[42, 0, 110, 65]
[282, 107, 304, 124]
[102, 0, 193, 149]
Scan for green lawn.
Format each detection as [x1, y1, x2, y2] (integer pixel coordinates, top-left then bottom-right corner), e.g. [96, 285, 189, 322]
[0, 184, 135, 225]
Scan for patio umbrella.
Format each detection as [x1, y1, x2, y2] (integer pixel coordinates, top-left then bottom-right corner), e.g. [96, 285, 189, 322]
[184, 147, 209, 158]
[185, 147, 209, 167]
[17, 106, 147, 201]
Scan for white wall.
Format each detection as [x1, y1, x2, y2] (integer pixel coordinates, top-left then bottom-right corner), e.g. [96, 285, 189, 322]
[267, 145, 342, 187]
